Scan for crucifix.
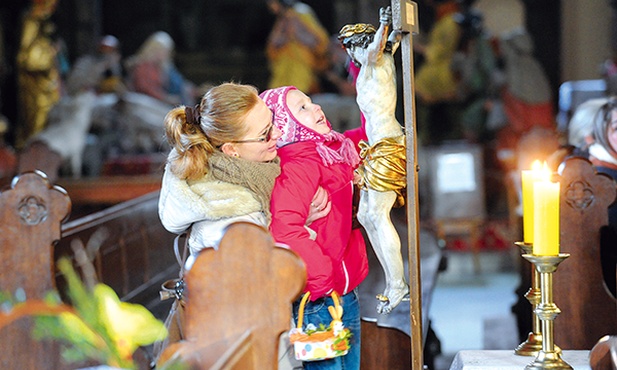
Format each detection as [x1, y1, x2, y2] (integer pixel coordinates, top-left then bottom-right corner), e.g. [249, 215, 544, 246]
[340, 0, 421, 367]
[391, 1, 423, 368]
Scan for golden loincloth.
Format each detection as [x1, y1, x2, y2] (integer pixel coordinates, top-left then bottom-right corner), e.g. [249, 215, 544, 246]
[356, 135, 406, 207]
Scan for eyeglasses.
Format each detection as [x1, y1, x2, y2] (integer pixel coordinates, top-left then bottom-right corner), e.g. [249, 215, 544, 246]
[229, 123, 275, 144]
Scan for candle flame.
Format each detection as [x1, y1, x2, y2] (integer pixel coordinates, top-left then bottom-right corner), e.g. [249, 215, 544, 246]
[531, 160, 542, 171]
[540, 161, 552, 181]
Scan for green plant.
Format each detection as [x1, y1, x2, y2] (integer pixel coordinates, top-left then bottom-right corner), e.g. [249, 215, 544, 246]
[1, 258, 175, 369]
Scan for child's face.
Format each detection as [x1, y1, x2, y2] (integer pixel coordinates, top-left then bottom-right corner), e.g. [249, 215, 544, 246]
[286, 90, 331, 135]
[609, 110, 617, 154]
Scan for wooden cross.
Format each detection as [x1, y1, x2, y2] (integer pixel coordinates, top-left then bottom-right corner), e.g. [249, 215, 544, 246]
[391, 1, 423, 369]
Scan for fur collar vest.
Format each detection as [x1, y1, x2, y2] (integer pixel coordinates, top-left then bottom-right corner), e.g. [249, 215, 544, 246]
[163, 164, 262, 222]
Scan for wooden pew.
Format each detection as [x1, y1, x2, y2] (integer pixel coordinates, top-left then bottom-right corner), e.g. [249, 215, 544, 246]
[553, 156, 617, 349]
[56, 189, 178, 320]
[1, 170, 178, 368]
[159, 222, 306, 370]
[590, 335, 617, 369]
[0, 171, 71, 370]
[0, 170, 305, 369]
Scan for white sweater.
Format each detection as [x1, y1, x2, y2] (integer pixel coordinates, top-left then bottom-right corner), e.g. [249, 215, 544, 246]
[158, 163, 266, 269]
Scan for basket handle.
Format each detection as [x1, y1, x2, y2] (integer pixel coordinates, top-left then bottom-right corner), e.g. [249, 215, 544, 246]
[296, 291, 341, 329]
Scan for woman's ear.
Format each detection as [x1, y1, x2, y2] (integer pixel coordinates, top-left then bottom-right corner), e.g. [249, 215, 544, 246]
[220, 143, 239, 157]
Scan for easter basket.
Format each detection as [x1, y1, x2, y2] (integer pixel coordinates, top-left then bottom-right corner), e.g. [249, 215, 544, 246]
[289, 291, 352, 362]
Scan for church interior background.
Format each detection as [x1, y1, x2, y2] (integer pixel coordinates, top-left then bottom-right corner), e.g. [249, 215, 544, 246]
[0, 0, 616, 369]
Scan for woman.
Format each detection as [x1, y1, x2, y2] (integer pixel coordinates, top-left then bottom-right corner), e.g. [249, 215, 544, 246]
[158, 82, 285, 270]
[157, 82, 328, 369]
[589, 97, 617, 229]
[589, 97, 617, 297]
[261, 85, 368, 370]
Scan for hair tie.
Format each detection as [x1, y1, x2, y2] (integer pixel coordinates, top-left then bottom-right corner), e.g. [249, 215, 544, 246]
[185, 105, 201, 127]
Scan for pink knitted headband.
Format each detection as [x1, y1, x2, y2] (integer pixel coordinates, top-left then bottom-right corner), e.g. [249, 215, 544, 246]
[259, 86, 332, 148]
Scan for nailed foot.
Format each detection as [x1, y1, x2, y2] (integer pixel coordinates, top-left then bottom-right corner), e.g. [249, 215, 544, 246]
[375, 283, 410, 314]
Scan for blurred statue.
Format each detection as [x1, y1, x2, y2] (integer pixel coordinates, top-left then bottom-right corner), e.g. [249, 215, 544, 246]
[0, 115, 17, 181]
[339, 6, 408, 315]
[414, 0, 462, 145]
[65, 35, 126, 96]
[451, 6, 499, 143]
[498, 27, 554, 134]
[16, 0, 61, 148]
[125, 31, 197, 106]
[414, 0, 461, 104]
[494, 27, 556, 174]
[26, 90, 97, 178]
[266, 0, 329, 94]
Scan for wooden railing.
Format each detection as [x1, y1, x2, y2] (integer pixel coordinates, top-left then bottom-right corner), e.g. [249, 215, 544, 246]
[56, 190, 178, 318]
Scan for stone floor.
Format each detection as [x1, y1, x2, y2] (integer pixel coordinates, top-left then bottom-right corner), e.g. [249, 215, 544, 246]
[429, 250, 522, 370]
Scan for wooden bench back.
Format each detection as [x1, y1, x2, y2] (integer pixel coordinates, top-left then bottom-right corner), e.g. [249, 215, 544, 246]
[57, 190, 178, 317]
[0, 171, 71, 370]
[163, 222, 306, 369]
[554, 157, 617, 349]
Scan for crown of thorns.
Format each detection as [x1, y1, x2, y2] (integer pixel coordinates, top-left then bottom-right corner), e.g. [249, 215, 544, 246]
[338, 23, 377, 49]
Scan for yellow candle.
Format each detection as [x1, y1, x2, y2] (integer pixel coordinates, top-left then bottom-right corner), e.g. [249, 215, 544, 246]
[522, 160, 542, 244]
[532, 163, 560, 255]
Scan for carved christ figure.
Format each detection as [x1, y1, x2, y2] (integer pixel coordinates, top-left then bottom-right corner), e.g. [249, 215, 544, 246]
[339, 6, 408, 314]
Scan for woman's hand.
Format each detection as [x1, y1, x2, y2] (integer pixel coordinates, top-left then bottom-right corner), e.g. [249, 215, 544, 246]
[306, 186, 331, 226]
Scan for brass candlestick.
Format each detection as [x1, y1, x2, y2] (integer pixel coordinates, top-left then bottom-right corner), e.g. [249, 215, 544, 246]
[514, 242, 543, 356]
[522, 253, 571, 370]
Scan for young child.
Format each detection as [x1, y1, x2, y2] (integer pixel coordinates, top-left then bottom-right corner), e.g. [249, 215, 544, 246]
[260, 85, 367, 370]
